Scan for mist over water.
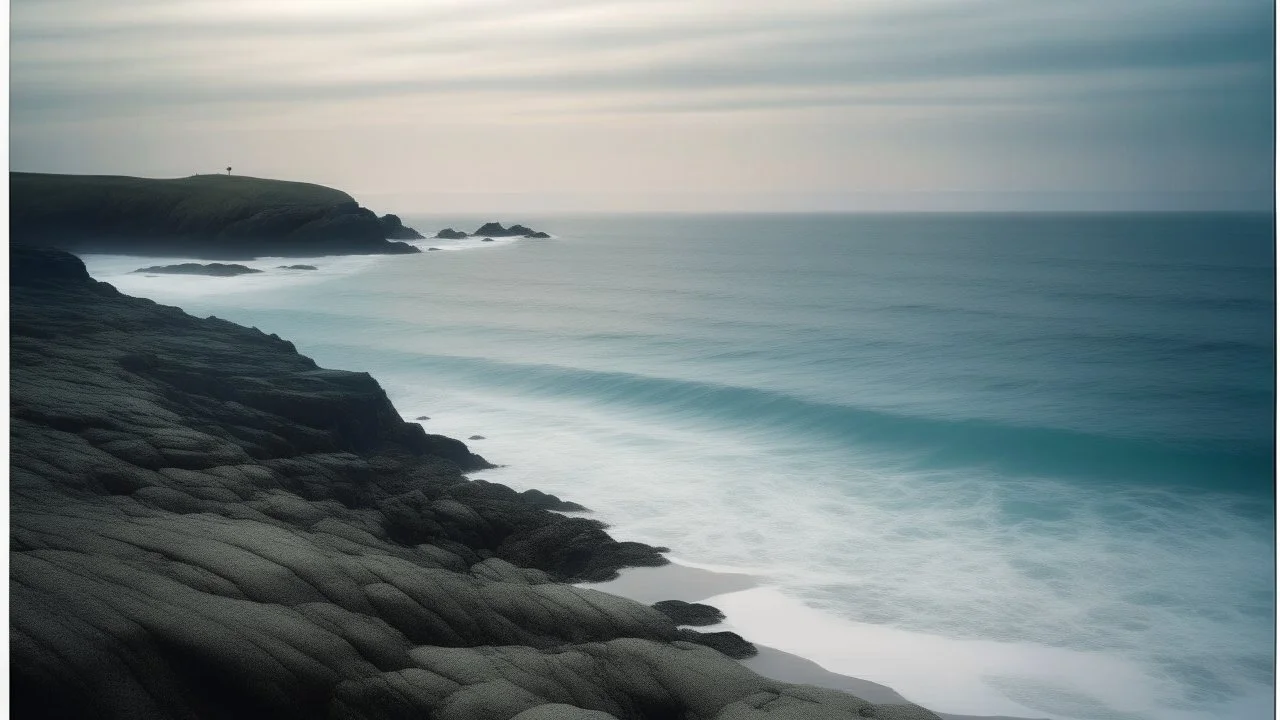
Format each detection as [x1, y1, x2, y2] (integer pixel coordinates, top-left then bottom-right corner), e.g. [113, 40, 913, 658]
[82, 213, 1276, 720]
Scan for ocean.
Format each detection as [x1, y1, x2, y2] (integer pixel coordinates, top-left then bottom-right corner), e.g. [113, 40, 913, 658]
[80, 212, 1276, 720]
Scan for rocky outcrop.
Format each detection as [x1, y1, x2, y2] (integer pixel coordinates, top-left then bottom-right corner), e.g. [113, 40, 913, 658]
[472, 222, 546, 238]
[9, 244, 943, 720]
[654, 600, 726, 626]
[436, 228, 469, 239]
[134, 262, 263, 277]
[525, 231, 551, 239]
[279, 265, 318, 271]
[379, 214, 425, 240]
[10, 172, 422, 259]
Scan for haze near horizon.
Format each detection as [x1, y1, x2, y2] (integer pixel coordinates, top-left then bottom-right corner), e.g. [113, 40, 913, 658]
[10, 0, 1276, 213]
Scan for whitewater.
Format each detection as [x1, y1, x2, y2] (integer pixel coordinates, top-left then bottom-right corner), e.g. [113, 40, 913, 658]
[80, 212, 1276, 720]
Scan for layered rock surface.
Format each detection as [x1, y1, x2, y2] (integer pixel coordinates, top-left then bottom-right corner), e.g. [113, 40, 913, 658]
[9, 245, 941, 720]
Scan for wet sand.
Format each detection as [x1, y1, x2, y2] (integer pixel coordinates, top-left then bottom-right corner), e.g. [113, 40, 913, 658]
[581, 562, 1046, 720]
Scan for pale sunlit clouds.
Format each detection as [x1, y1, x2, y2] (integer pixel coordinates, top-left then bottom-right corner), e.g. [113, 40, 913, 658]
[10, 0, 1274, 212]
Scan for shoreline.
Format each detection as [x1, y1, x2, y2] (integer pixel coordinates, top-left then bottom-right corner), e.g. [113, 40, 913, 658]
[581, 562, 1046, 720]
[12, 244, 952, 719]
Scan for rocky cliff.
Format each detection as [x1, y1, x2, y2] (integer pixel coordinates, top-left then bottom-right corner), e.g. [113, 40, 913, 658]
[9, 245, 942, 720]
[10, 173, 422, 259]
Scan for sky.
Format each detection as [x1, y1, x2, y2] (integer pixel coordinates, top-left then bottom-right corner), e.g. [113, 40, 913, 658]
[8, 0, 1277, 213]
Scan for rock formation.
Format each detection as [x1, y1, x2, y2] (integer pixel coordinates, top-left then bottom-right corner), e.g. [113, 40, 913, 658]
[472, 222, 547, 238]
[9, 244, 942, 720]
[134, 263, 263, 277]
[10, 173, 421, 259]
[436, 228, 469, 239]
[379, 214, 425, 240]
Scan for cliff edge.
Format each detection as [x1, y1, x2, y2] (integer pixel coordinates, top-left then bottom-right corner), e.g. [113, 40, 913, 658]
[10, 173, 422, 258]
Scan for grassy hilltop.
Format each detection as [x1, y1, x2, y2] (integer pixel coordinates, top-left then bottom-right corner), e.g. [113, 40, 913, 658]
[10, 172, 420, 259]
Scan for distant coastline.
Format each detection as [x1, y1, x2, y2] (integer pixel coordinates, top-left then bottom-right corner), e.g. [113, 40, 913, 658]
[10, 172, 423, 259]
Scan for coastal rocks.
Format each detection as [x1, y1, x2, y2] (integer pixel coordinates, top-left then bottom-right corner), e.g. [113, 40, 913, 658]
[482, 238, 495, 242]
[428, 247, 442, 251]
[436, 228, 469, 239]
[415, 416, 431, 420]
[278, 264, 318, 270]
[9, 244, 945, 720]
[653, 600, 726, 626]
[470, 435, 486, 440]
[380, 213, 425, 240]
[472, 222, 547, 238]
[133, 262, 262, 276]
[519, 488, 588, 512]
[677, 629, 758, 659]
[11, 172, 422, 259]
[524, 231, 551, 239]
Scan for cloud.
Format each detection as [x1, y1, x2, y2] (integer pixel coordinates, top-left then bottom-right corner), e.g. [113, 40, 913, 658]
[9, 0, 1273, 209]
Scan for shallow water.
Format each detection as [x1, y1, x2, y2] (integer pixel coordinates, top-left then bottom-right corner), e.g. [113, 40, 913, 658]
[81, 212, 1276, 720]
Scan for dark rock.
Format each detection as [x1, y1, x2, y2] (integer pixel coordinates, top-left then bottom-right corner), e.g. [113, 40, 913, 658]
[277, 264, 318, 270]
[471, 222, 545, 238]
[11, 172, 424, 259]
[481, 238, 494, 242]
[473, 222, 508, 236]
[653, 600, 726, 626]
[415, 416, 430, 421]
[133, 262, 262, 277]
[435, 228, 468, 239]
[427, 247, 442, 251]
[520, 489, 588, 512]
[380, 213, 425, 240]
[8, 244, 945, 720]
[525, 231, 551, 239]
[677, 628, 758, 659]
[469, 435, 486, 440]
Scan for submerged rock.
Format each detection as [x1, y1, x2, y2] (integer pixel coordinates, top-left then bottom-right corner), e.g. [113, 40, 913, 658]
[133, 262, 262, 276]
[277, 264, 318, 270]
[482, 238, 495, 242]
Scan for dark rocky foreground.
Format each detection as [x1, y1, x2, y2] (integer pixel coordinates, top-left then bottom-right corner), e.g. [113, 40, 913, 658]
[10, 245, 942, 720]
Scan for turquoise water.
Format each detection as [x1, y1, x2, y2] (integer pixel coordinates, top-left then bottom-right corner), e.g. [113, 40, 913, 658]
[82, 212, 1276, 720]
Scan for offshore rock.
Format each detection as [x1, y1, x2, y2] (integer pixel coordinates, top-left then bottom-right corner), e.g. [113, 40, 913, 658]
[472, 222, 546, 238]
[436, 228, 469, 239]
[134, 262, 263, 276]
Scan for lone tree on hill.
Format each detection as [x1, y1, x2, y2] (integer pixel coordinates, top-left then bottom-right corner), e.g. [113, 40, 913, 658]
[226, 166, 232, 175]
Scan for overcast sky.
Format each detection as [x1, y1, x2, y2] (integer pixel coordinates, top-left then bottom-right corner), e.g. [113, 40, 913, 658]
[9, 0, 1276, 212]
